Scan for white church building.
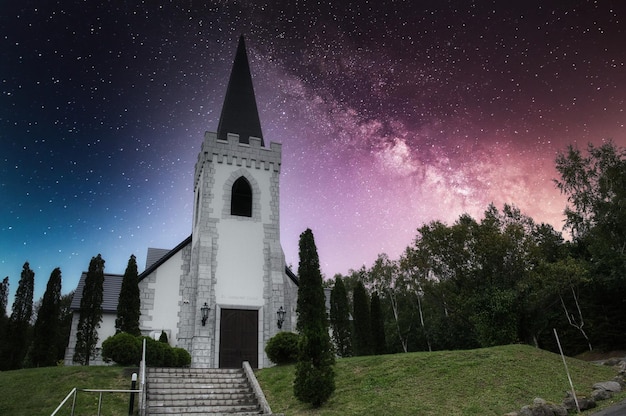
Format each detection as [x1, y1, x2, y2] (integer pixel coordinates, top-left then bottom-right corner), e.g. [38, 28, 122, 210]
[64, 36, 299, 369]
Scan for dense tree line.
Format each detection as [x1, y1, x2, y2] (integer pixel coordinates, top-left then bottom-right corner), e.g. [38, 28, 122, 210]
[328, 141, 625, 357]
[0, 251, 143, 370]
[0, 264, 74, 370]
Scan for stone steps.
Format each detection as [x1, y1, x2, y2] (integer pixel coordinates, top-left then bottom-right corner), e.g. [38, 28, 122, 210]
[146, 367, 264, 415]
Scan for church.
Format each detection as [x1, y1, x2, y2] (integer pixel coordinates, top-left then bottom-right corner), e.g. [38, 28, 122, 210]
[64, 36, 299, 369]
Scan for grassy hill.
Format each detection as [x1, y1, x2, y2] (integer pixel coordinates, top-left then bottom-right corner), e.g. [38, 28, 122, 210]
[0, 345, 623, 416]
[0, 365, 134, 416]
[255, 344, 626, 415]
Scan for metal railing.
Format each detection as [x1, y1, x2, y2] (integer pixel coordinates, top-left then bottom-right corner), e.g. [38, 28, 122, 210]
[51, 339, 148, 416]
[50, 387, 141, 416]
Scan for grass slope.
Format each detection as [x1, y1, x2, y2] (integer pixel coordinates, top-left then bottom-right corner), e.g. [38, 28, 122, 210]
[0, 366, 135, 416]
[255, 344, 626, 415]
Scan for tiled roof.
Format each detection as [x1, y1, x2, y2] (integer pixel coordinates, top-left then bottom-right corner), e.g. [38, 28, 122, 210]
[145, 247, 171, 269]
[139, 236, 192, 281]
[70, 272, 123, 312]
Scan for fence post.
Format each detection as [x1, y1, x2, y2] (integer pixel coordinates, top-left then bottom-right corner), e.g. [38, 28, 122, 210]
[128, 372, 137, 415]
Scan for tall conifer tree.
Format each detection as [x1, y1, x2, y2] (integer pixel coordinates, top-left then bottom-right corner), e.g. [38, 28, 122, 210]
[30, 267, 62, 367]
[74, 254, 105, 365]
[0, 276, 7, 366]
[2, 263, 34, 370]
[352, 281, 372, 356]
[116, 254, 141, 335]
[330, 276, 352, 357]
[0, 276, 8, 318]
[370, 291, 386, 355]
[293, 229, 335, 407]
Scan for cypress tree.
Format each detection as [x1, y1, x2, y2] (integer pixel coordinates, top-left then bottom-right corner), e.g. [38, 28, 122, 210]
[370, 291, 386, 355]
[330, 276, 352, 357]
[0, 276, 7, 367]
[2, 263, 35, 370]
[115, 254, 141, 335]
[293, 229, 335, 407]
[352, 281, 372, 356]
[57, 291, 74, 362]
[74, 254, 105, 365]
[30, 267, 62, 367]
[0, 276, 8, 318]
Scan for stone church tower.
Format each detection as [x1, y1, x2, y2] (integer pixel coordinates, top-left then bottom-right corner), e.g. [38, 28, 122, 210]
[64, 36, 297, 368]
[177, 36, 295, 368]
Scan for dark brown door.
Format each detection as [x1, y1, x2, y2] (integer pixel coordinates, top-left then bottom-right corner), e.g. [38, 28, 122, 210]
[219, 309, 258, 368]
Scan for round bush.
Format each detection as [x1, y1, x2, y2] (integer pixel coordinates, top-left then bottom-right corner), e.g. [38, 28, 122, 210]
[102, 333, 141, 366]
[265, 332, 299, 365]
[173, 347, 191, 367]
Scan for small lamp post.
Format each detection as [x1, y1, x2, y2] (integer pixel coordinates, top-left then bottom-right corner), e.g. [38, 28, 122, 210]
[277, 306, 286, 329]
[201, 302, 210, 326]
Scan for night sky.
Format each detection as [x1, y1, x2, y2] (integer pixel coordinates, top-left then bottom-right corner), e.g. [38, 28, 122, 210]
[2, 1, 625, 307]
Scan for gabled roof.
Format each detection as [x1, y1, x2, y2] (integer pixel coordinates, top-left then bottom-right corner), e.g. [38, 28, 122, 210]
[70, 272, 123, 313]
[138, 235, 192, 282]
[145, 247, 171, 269]
[70, 235, 296, 313]
[285, 266, 299, 286]
[216, 35, 264, 146]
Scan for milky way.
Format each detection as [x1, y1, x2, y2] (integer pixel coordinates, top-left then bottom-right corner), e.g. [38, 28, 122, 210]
[1, 1, 625, 304]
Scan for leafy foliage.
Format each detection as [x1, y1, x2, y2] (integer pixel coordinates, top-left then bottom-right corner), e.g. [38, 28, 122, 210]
[30, 267, 63, 367]
[102, 332, 142, 366]
[102, 332, 191, 367]
[329, 276, 352, 357]
[294, 229, 335, 407]
[265, 331, 299, 365]
[555, 141, 626, 350]
[115, 254, 141, 336]
[74, 254, 105, 365]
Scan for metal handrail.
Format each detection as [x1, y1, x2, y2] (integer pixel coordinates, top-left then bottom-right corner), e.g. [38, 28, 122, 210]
[51, 338, 148, 416]
[50, 387, 77, 416]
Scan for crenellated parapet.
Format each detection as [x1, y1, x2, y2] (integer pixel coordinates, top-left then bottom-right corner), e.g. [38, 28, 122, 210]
[194, 131, 282, 188]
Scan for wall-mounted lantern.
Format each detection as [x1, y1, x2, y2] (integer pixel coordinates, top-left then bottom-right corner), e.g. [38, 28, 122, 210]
[277, 306, 286, 329]
[201, 302, 210, 326]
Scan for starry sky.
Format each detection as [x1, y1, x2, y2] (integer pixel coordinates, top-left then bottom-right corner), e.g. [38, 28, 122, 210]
[1, 1, 625, 307]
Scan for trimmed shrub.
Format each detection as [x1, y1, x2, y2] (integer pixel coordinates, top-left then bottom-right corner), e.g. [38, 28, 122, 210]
[103, 333, 190, 367]
[265, 332, 299, 365]
[102, 333, 141, 365]
[173, 347, 191, 367]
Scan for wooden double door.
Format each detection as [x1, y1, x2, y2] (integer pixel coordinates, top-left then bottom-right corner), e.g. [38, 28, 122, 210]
[219, 308, 258, 368]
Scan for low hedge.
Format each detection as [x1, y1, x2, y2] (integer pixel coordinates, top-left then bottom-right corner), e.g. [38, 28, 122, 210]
[102, 333, 191, 367]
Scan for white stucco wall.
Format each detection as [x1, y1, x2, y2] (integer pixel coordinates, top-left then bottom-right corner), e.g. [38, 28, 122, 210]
[214, 220, 265, 305]
[141, 250, 184, 345]
[99, 313, 117, 348]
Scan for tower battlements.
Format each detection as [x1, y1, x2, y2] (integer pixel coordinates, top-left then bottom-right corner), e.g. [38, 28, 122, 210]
[194, 131, 282, 187]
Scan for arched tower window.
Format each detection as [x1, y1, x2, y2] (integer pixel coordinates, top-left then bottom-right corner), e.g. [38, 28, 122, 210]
[231, 176, 252, 217]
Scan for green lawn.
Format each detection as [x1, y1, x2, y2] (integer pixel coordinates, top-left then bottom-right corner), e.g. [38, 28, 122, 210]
[0, 365, 136, 416]
[0, 345, 623, 416]
[255, 344, 626, 415]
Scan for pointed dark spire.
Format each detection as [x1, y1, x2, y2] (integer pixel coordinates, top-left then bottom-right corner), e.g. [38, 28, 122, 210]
[216, 35, 264, 146]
